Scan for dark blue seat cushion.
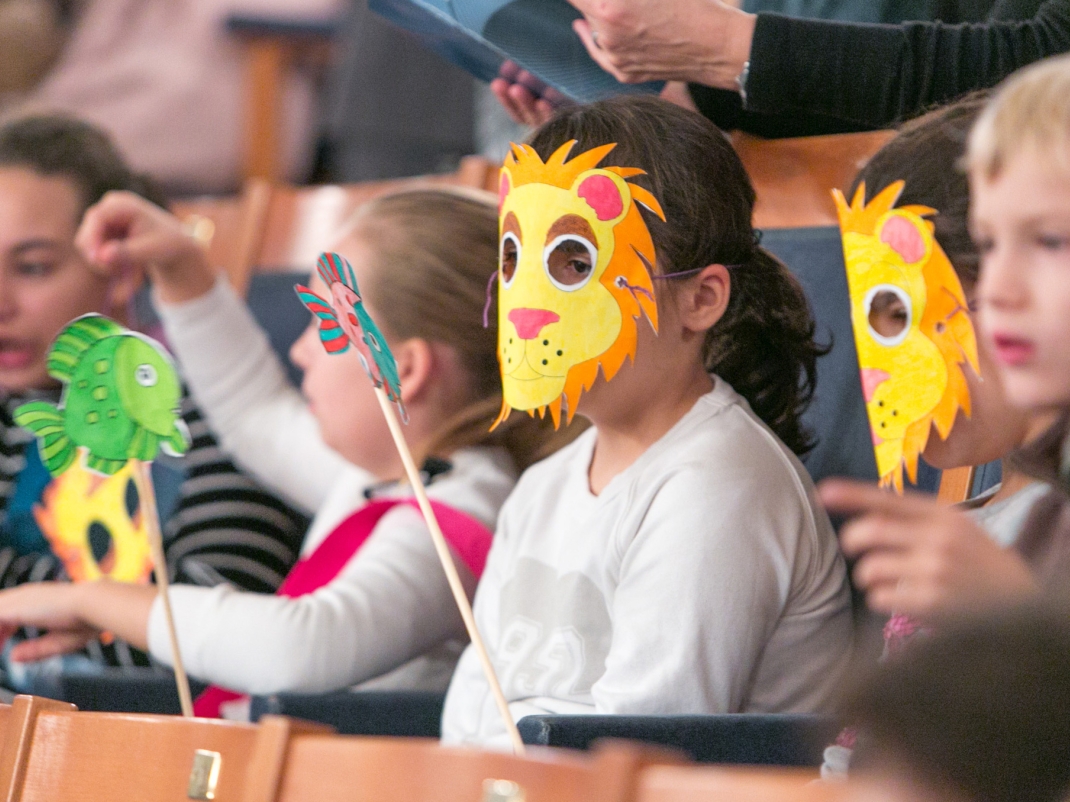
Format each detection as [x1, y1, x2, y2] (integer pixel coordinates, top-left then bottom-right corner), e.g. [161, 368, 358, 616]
[250, 690, 445, 737]
[517, 713, 840, 766]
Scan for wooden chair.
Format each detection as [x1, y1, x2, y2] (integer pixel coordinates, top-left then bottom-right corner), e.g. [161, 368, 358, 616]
[172, 178, 273, 294]
[225, 14, 340, 183]
[733, 130, 895, 230]
[0, 695, 327, 802]
[252, 735, 677, 802]
[253, 156, 497, 274]
[635, 763, 849, 802]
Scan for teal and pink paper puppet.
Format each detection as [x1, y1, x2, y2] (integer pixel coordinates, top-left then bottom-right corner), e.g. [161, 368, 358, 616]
[295, 252, 406, 419]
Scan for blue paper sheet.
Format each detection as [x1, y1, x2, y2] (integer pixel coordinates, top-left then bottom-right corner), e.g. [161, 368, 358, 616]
[369, 0, 662, 104]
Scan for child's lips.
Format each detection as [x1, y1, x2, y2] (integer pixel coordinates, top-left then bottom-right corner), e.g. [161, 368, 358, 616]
[0, 341, 35, 370]
[991, 332, 1036, 367]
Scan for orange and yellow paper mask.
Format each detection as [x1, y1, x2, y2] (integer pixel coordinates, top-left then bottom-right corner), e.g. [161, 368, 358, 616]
[834, 181, 980, 492]
[494, 141, 664, 428]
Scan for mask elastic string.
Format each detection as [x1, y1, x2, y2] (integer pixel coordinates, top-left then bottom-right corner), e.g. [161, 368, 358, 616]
[482, 271, 497, 329]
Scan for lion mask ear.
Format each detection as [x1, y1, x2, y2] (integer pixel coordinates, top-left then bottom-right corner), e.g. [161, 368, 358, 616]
[878, 210, 932, 266]
[571, 170, 631, 226]
[498, 169, 512, 212]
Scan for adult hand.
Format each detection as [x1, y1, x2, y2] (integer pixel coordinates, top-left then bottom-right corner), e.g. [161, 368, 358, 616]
[820, 479, 1039, 620]
[490, 61, 571, 127]
[76, 191, 216, 305]
[0, 583, 99, 663]
[567, 0, 756, 89]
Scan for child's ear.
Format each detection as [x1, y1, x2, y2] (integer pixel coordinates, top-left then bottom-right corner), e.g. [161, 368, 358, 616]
[395, 338, 436, 405]
[680, 264, 731, 333]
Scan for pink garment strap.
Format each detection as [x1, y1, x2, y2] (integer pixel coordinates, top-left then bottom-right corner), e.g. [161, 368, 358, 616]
[279, 498, 493, 597]
[193, 497, 494, 717]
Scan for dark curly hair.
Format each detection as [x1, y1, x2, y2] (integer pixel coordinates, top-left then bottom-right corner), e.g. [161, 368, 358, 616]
[528, 96, 822, 455]
[849, 91, 990, 290]
[0, 114, 167, 213]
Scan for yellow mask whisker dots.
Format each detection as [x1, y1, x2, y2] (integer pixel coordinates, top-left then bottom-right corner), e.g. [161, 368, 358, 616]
[495, 140, 665, 429]
[834, 181, 980, 492]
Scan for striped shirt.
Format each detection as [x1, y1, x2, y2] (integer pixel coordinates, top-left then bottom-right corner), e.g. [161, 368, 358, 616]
[0, 390, 310, 668]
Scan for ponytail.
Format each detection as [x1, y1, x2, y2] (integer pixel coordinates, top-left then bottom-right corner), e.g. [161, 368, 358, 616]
[705, 249, 822, 455]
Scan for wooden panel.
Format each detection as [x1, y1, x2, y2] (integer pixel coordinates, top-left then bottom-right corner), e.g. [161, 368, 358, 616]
[636, 764, 847, 802]
[734, 130, 895, 230]
[937, 465, 977, 505]
[254, 156, 496, 271]
[272, 736, 599, 802]
[16, 711, 261, 802]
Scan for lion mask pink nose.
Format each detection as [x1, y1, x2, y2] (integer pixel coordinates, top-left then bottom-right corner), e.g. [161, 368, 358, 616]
[861, 367, 891, 403]
[508, 308, 561, 340]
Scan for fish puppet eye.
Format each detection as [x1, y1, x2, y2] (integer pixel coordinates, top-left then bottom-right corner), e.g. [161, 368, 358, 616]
[865, 285, 912, 346]
[134, 364, 158, 387]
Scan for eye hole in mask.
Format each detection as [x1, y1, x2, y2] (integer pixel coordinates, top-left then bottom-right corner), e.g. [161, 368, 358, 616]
[544, 235, 598, 291]
[501, 232, 521, 286]
[866, 285, 912, 346]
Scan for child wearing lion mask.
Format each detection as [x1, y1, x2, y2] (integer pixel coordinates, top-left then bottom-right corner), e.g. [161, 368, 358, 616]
[441, 96, 853, 748]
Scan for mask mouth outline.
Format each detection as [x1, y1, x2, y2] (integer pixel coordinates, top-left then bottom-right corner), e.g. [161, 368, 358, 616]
[503, 340, 567, 381]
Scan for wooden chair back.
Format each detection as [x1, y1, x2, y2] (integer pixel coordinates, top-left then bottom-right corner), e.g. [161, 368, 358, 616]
[254, 733, 675, 802]
[253, 155, 496, 275]
[172, 178, 272, 294]
[734, 131, 895, 230]
[171, 155, 497, 295]
[0, 696, 326, 802]
[636, 763, 848, 802]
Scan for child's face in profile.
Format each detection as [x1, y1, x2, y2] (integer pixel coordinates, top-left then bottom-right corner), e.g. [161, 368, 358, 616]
[972, 150, 1070, 414]
[0, 167, 114, 393]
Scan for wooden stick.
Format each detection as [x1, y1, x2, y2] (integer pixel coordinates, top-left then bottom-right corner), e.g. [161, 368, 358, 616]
[374, 388, 525, 754]
[134, 459, 194, 718]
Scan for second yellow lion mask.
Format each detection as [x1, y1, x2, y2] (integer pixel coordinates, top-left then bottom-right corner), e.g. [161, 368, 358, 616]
[495, 140, 665, 428]
[834, 181, 980, 492]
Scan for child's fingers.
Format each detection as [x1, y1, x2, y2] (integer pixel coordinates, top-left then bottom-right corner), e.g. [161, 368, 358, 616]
[851, 550, 914, 592]
[818, 478, 932, 519]
[9, 630, 95, 663]
[839, 514, 920, 557]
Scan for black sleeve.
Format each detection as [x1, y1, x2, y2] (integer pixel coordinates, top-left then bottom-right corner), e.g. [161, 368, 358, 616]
[687, 84, 883, 137]
[741, 0, 1070, 129]
[161, 395, 310, 594]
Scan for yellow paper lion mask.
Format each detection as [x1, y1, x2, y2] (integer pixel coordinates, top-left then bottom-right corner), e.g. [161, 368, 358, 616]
[34, 455, 153, 583]
[495, 140, 665, 428]
[834, 181, 980, 492]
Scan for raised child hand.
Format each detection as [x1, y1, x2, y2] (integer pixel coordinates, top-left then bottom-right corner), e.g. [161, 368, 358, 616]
[819, 479, 1039, 621]
[76, 190, 216, 304]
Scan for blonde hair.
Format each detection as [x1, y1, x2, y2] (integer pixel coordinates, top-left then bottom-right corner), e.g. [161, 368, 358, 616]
[967, 53, 1070, 179]
[344, 188, 578, 470]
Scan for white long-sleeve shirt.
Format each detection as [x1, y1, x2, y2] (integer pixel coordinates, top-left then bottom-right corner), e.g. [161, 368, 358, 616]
[442, 380, 853, 748]
[149, 279, 518, 694]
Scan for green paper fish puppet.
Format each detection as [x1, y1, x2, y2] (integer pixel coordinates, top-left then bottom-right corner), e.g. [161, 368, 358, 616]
[14, 315, 190, 477]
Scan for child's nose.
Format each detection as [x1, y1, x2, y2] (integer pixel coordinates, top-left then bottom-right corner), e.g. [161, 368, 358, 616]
[978, 249, 1028, 310]
[507, 307, 560, 340]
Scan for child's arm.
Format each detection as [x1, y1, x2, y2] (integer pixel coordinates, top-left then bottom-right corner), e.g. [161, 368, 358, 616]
[77, 192, 363, 511]
[146, 506, 474, 694]
[0, 581, 156, 662]
[0, 509, 472, 692]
